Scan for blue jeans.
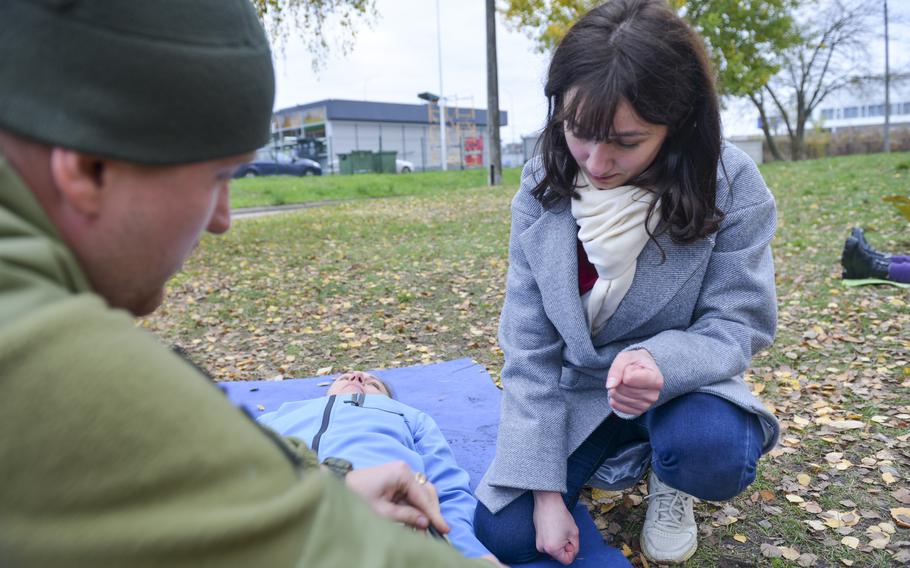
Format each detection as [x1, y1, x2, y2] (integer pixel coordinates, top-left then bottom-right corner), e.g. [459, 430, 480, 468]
[474, 393, 764, 564]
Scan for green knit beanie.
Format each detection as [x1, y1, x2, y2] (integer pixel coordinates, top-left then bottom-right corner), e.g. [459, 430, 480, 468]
[0, 0, 275, 165]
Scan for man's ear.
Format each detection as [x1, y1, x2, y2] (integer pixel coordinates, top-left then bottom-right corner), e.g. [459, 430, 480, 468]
[49, 148, 105, 216]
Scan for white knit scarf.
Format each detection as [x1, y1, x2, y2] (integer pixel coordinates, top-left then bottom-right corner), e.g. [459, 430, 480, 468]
[571, 174, 660, 334]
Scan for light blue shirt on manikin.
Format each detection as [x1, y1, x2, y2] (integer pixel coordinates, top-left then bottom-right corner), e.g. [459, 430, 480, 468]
[258, 394, 491, 559]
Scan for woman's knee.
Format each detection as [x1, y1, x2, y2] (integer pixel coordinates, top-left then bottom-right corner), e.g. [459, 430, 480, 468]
[653, 450, 759, 501]
[474, 496, 540, 564]
[647, 393, 764, 501]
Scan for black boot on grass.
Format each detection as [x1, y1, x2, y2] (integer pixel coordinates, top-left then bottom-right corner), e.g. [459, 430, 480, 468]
[850, 227, 890, 260]
[841, 237, 890, 279]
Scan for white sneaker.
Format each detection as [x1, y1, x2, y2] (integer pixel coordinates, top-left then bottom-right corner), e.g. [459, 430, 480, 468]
[640, 470, 698, 564]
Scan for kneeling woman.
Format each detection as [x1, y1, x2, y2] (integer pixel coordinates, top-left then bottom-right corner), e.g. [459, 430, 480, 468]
[258, 371, 497, 564]
[474, 0, 780, 565]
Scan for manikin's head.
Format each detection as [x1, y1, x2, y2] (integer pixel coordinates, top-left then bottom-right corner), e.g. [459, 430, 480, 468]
[0, 0, 275, 316]
[326, 371, 395, 398]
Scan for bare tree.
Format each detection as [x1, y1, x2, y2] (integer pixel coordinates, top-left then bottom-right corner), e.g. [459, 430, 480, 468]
[748, 89, 787, 161]
[749, 0, 875, 160]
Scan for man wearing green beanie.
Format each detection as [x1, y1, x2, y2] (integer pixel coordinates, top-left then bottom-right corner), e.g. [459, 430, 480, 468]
[0, 1, 490, 566]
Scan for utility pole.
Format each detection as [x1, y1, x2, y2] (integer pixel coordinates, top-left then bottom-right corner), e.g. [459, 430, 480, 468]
[485, 0, 502, 185]
[883, 0, 891, 153]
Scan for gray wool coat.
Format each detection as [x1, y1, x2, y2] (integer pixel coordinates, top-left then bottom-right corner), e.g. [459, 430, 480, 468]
[475, 144, 781, 514]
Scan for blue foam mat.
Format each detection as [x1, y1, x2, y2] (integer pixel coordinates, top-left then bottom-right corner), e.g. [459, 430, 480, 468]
[221, 358, 629, 567]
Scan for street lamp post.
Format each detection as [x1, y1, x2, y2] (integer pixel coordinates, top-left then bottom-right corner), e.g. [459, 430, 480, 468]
[436, 0, 447, 170]
[884, 0, 891, 153]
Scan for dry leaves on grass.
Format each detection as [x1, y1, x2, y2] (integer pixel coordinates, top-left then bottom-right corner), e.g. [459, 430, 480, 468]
[143, 190, 511, 383]
[144, 155, 910, 566]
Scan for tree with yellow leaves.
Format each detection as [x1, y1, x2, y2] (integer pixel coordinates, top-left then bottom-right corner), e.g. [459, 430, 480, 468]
[251, 0, 377, 70]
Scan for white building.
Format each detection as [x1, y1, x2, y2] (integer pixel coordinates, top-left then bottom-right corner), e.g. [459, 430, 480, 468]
[816, 81, 910, 131]
[757, 80, 910, 134]
[270, 99, 507, 173]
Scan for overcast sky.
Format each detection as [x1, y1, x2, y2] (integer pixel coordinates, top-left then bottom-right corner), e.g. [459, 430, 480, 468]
[271, 0, 910, 143]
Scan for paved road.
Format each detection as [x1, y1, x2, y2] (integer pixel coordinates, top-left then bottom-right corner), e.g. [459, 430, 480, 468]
[231, 199, 348, 220]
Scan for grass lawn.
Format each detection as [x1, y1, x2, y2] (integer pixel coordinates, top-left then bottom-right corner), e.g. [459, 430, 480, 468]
[230, 167, 523, 208]
[144, 152, 910, 567]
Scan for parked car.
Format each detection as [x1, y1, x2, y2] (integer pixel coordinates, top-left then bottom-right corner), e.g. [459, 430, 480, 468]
[233, 149, 322, 178]
[396, 159, 414, 173]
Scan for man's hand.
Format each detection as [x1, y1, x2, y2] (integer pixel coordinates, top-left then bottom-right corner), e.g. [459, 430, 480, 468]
[532, 491, 579, 565]
[606, 349, 664, 417]
[345, 461, 449, 535]
[481, 554, 508, 567]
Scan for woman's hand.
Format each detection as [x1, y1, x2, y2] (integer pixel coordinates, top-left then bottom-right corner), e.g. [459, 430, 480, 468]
[532, 491, 579, 565]
[606, 349, 664, 417]
[345, 461, 450, 535]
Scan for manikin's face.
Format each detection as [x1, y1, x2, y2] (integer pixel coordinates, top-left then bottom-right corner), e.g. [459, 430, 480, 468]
[80, 153, 250, 316]
[563, 97, 668, 190]
[326, 371, 392, 397]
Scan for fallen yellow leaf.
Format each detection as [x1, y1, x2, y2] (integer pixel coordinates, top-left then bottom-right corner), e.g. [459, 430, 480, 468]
[786, 494, 805, 503]
[841, 536, 859, 549]
[624, 494, 643, 507]
[802, 501, 823, 514]
[780, 546, 800, 560]
[590, 488, 622, 502]
[876, 522, 896, 534]
[869, 536, 890, 550]
[733, 533, 748, 543]
[806, 519, 827, 531]
[824, 517, 843, 529]
[892, 507, 910, 528]
[821, 509, 860, 528]
[797, 473, 811, 486]
[835, 460, 853, 471]
[825, 452, 843, 463]
[883, 472, 898, 485]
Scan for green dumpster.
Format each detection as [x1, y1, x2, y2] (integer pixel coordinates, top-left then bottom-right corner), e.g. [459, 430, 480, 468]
[337, 153, 353, 175]
[337, 151, 373, 174]
[373, 151, 397, 173]
[337, 150, 398, 174]
[349, 150, 375, 174]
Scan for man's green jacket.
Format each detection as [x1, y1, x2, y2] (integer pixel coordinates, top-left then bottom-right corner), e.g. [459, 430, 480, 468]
[0, 154, 484, 567]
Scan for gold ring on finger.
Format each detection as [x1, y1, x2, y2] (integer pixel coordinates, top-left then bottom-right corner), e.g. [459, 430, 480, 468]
[414, 471, 428, 485]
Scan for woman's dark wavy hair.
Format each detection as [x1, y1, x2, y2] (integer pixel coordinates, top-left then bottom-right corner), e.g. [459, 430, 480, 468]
[533, 0, 724, 243]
